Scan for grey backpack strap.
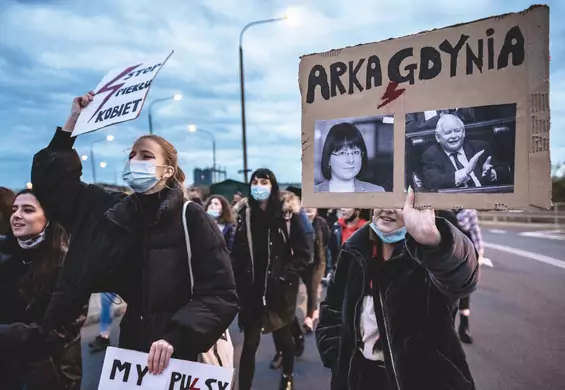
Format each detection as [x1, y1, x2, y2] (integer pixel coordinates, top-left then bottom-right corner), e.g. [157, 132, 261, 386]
[182, 201, 194, 295]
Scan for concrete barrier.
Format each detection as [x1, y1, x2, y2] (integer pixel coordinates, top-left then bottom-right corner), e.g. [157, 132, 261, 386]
[479, 203, 565, 226]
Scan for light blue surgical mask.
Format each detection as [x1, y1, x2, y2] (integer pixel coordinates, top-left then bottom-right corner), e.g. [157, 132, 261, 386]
[370, 222, 407, 244]
[250, 185, 271, 201]
[207, 209, 221, 219]
[123, 160, 161, 193]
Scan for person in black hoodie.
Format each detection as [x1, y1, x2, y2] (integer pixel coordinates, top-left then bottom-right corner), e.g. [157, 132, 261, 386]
[232, 169, 310, 390]
[31, 92, 239, 375]
[316, 188, 479, 390]
[0, 190, 85, 390]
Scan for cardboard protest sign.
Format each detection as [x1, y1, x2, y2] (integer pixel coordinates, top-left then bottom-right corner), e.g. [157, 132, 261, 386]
[98, 347, 234, 390]
[72, 50, 174, 137]
[299, 5, 550, 210]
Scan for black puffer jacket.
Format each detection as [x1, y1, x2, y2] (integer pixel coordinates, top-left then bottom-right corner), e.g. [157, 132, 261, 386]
[232, 193, 309, 333]
[0, 235, 86, 390]
[31, 128, 239, 359]
[316, 218, 479, 390]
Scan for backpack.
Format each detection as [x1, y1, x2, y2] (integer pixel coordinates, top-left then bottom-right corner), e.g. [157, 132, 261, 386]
[182, 201, 234, 368]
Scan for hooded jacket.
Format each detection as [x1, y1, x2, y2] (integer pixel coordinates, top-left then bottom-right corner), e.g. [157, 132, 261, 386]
[231, 191, 310, 332]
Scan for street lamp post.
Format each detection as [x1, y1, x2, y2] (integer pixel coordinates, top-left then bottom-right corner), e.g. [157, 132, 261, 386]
[90, 135, 114, 183]
[148, 94, 183, 135]
[188, 124, 216, 183]
[239, 16, 287, 183]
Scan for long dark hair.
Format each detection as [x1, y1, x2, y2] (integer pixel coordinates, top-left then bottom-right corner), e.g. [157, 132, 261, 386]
[248, 168, 281, 218]
[321, 122, 369, 180]
[11, 190, 69, 298]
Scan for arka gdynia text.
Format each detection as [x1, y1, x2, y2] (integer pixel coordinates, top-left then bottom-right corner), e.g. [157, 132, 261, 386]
[305, 25, 525, 104]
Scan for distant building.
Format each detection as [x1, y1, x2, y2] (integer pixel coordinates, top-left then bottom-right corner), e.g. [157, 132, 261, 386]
[194, 168, 213, 186]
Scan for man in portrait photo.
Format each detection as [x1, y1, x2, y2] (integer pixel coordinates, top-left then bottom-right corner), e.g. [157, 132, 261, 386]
[420, 113, 510, 191]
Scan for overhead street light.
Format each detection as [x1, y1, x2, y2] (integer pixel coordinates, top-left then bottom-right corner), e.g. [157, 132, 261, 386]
[90, 135, 114, 183]
[148, 94, 183, 135]
[238, 10, 296, 183]
[188, 124, 217, 183]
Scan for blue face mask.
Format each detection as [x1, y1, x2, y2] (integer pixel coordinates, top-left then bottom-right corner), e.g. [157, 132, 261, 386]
[123, 160, 161, 193]
[207, 209, 221, 219]
[250, 185, 271, 201]
[370, 222, 407, 244]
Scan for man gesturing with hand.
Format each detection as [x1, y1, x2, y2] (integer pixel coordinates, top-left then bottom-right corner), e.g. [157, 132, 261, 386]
[420, 113, 509, 191]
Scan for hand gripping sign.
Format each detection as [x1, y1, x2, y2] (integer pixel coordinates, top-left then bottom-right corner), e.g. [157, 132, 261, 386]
[72, 50, 174, 137]
[98, 347, 234, 390]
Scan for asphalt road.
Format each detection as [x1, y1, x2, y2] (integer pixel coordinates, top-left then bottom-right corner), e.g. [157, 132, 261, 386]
[80, 224, 565, 390]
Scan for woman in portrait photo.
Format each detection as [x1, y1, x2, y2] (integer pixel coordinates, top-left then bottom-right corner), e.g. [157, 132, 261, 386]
[315, 122, 385, 193]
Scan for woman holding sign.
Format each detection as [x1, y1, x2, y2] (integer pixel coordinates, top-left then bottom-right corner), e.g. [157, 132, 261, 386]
[0, 190, 85, 390]
[232, 169, 310, 390]
[316, 187, 479, 390]
[30, 93, 239, 375]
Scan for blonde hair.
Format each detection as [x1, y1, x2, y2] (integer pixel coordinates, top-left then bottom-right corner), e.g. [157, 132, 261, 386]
[133, 135, 186, 188]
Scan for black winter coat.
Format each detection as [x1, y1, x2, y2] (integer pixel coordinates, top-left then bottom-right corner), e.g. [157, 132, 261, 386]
[0, 236, 86, 390]
[31, 128, 239, 360]
[316, 218, 479, 390]
[231, 193, 310, 333]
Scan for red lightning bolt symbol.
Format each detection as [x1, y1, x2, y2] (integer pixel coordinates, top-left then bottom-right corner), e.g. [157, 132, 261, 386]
[377, 81, 406, 109]
[88, 64, 143, 122]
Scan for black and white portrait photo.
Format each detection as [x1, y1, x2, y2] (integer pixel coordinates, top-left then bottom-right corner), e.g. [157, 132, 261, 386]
[314, 115, 394, 193]
[405, 103, 517, 193]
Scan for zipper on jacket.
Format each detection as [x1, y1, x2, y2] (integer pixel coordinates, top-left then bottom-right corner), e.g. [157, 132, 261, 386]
[262, 228, 272, 308]
[140, 229, 149, 343]
[379, 290, 401, 390]
[347, 262, 365, 390]
[245, 208, 255, 284]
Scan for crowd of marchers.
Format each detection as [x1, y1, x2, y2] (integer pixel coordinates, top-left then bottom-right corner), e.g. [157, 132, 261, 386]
[0, 92, 486, 390]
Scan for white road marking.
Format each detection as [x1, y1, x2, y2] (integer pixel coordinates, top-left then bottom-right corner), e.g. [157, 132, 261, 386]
[519, 230, 565, 241]
[488, 229, 507, 234]
[484, 242, 565, 270]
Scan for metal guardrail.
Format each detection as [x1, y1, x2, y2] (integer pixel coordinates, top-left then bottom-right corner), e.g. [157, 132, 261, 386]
[479, 203, 565, 224]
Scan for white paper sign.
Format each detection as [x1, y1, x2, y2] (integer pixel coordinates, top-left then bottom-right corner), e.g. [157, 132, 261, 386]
[98, 347, 234, 390]
[72, 50, 174, 137]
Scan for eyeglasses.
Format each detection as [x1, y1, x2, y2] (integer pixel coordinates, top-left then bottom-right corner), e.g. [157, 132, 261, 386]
[332, 149, 362, 158]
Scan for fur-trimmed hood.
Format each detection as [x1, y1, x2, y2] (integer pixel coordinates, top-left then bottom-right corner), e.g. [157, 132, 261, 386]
[233, 190, 301, 216]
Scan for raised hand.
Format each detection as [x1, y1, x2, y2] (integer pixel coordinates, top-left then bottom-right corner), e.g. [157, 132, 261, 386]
[70, 92, 95, 118]
[454, 150, 484, 186]
[63, 91, 95, 133]
[402, 187, 441, 247]
[467, 150, 484, 174]
[481, 156, 496, 181]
